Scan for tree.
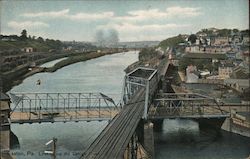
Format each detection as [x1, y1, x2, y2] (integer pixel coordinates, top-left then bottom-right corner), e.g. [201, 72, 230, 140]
[20, 29, 27, 40]
[37, 37, 44, 43]
[188, 34, 197, 44]
[159, 35, 184, 49]
[232, 28, 239, 33]
[217, 29, 231, 37]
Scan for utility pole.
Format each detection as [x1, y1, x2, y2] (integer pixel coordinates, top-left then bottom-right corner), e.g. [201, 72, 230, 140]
[45, 137, 57, 159]
[52, 138, 57, 159]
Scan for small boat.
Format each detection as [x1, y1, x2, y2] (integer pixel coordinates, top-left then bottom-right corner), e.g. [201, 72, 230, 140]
[36, 79, 41, 85]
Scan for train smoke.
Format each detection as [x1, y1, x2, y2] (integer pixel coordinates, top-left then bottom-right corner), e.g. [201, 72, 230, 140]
[95, 28, 119, 47]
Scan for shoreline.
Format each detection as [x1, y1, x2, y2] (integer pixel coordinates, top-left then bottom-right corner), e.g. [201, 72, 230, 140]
[2, 49, 130, 93]
[44, 49, 127, 73]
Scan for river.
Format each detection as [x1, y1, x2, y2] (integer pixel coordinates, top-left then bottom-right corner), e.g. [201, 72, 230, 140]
[9, 51, 250, 159]
[40, 57, 68, 68]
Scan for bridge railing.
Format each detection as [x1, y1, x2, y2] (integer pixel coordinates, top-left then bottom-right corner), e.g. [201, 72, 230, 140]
[9, 92, 120, 123]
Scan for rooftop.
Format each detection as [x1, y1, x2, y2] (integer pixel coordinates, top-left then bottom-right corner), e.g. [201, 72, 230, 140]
[128, 67, 157, 80]
[183, 53, 226, 59]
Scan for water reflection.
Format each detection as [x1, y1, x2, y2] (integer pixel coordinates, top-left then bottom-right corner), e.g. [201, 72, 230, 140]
[155, 119, 250, 159]
[9, 51, 139, 159]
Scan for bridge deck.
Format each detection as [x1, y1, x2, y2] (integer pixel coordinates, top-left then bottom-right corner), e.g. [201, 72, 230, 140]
[80, 89, 145, 159]
[148, 105, 230, 119]
[11, 107, 119, 123]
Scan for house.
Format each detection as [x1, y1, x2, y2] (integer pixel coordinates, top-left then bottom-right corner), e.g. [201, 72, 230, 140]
[232, 35, 242, 45]
[206, 38, 211, 45]
[200, 70, 210, 78]
[63, 46, 73, 51]
[200, 37, 208, 45]
[202, 45, 229, 54]
[221, 45, 232, 53]
[186, 64, 199, 83]
[207, 27, 219, 34]
[205, 46, 221, 53]
[242, 51, 249, 64]
[185, 45, 200, 53]
[197, 32, 207, 37]
[218, 63, 234, 79]
[213, 37, 229, 45]
[1, 37, 17, 41]
[242, 36, 250, 45]
[0, 35, 18, 41]
[21, 47, 34, 53]
[226, 51, 236, 59]
[195, 39, 200, 45]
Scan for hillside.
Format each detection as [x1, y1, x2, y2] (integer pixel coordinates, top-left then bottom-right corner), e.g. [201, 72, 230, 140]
[158, 35, 185, 49]
[0, 35, 63, 52]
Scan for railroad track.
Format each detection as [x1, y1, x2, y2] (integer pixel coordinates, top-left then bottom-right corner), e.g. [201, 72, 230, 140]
[80, 88, 145, 159]
[80, 54, 170, 158]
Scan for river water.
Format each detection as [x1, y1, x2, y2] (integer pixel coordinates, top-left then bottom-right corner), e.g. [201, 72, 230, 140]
[9, 51, 250, 159]
[40, 57, 68, 68]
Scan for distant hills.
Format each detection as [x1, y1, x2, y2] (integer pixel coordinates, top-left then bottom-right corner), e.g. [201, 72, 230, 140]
[91, 41, 160, 48]
[118, 41, 160, 48]
[158, 28, 249, 50]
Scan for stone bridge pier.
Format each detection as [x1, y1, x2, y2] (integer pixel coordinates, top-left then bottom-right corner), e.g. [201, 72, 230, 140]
[123, 120, 155, 159]
[0, 93, 14, 159]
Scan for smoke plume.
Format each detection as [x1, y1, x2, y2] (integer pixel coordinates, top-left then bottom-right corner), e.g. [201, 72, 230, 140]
[95, 28, 119, 47]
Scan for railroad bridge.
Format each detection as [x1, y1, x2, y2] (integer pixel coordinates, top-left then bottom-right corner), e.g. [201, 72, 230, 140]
[1, 58, 239, 159]
[79, 63, 230, 159]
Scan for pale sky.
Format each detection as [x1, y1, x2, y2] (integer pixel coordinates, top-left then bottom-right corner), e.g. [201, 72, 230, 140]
[0, 0, 249, 42]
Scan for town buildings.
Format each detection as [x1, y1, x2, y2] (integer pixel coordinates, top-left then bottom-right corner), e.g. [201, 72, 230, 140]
[181, 29, 249, 93]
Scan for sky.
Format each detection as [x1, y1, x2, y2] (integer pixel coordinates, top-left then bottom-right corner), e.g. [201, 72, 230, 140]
[0, 0, 249, 42]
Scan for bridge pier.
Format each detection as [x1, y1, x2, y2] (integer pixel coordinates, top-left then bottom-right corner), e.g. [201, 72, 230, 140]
[151, 119, 164, 132]
[0, 93, 14, 159]
[143, 121, 155, 159]
[196, 117, 227, 132]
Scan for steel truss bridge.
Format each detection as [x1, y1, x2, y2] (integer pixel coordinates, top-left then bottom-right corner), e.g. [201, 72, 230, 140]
[7, 54, 240, 159]
[9, 92, 120, 123]
[149, 93, 230, 119]
[81, 61, 232, 159]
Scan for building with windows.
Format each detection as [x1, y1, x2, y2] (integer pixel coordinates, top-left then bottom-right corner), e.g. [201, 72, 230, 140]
[21, 47, 34, 53]
[218, 63, 234, 79]
[186, 65, 199, 83]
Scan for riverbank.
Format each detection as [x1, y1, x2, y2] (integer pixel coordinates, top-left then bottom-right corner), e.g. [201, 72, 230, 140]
[8, 51, 139, 159]
[1, 48, 129, 93]
[44, 49, 126, 73]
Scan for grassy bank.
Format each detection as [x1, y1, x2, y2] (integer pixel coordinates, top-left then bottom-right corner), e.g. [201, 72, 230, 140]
[2, 49, 128, 93]
[45, 51, 118, 72]
[1, 51, 82, 92]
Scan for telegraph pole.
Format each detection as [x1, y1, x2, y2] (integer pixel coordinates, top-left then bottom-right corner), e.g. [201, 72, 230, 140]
[45, 137, 57, 159]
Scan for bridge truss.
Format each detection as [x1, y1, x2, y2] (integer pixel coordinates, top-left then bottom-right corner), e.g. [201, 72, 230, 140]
[9, 92, 120, 123]
[122, 67, 158, 119]
[149, 93, 230, 119]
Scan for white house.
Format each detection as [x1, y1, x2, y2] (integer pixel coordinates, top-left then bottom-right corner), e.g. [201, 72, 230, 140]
[21, 47, 34, 53]
[186, 65, 199, 83]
